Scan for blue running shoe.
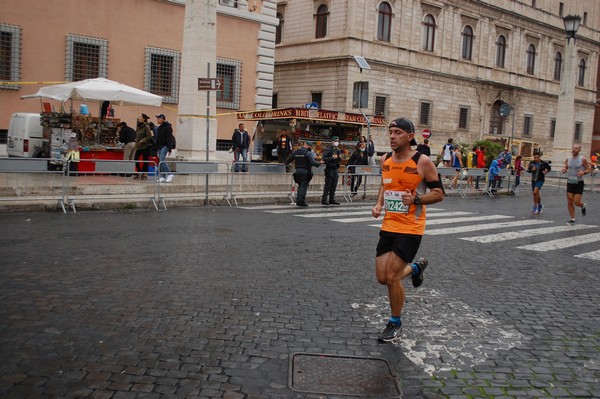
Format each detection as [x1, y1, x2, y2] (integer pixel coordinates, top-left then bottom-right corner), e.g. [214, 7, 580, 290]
[532, 205, 538, 214]
[538, 204, 544, 214]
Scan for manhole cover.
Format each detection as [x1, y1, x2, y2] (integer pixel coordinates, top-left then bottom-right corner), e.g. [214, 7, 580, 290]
[288, 353, 401, 397]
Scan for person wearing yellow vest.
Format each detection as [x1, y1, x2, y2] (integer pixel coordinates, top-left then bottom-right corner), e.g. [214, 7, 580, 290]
[371, 117, 444, 342]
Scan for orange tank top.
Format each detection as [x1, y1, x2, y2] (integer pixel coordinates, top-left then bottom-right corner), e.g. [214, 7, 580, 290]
[380, 152, 427, 235]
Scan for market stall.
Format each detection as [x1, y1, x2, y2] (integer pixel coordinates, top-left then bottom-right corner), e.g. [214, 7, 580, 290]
[236, 107, 386, 163]
[22, 78, 162, 171]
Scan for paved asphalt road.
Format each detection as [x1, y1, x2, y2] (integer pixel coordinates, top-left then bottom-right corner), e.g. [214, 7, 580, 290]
[1, 191, 599, 398]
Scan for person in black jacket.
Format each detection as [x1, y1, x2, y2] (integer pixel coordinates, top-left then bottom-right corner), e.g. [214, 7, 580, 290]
[348, 142, 369, 196]
[321, 136, 342, 205]
[232, 123, 251, 172]
[117, 122, 136, 161]
[286, 141, 322, 207]
[155, 114, 175, 183]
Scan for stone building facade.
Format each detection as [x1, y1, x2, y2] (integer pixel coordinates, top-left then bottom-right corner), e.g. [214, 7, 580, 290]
[274, 0, 600, 158]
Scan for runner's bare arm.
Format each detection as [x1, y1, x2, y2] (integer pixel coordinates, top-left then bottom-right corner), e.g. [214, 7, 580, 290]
[416, 156, 444, 205]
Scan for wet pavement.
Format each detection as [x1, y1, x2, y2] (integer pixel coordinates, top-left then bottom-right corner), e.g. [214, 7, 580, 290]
[1, 192, 599, 398]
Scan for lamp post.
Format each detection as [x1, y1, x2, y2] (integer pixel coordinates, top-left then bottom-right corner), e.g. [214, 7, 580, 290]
[551, 14, 581, 165]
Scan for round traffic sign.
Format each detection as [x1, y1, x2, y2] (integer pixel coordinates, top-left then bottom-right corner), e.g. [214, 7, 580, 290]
[422, 129, 431, 139]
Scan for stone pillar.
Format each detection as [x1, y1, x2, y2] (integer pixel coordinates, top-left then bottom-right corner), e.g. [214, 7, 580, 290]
[176, 0, 217, 161]
[551, 40, 576, 165]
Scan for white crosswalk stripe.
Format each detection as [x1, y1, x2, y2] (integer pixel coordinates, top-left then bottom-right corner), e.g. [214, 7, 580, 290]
[238, 204, 599, 260]
[426, 219, 551, 235]
[516, 233, 600, 251]
[575, 250, 600, 261]
[460, 223, 596, 243]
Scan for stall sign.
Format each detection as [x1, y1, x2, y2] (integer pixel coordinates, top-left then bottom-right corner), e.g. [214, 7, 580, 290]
[237, 108, 386, 127]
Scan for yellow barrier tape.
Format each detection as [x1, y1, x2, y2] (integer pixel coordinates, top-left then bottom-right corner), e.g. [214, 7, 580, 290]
[0, 81, 67, 85]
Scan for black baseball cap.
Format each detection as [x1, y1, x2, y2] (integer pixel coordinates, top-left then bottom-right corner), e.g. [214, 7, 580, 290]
[389, 118, 417, 146]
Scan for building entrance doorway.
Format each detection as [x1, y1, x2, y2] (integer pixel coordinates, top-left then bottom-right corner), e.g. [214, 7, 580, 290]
[489, 100, 504, 135]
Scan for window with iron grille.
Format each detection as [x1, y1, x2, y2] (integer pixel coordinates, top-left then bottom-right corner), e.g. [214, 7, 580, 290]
[217, 139, 233, 151]
[574, 123, 582, 142]
[0, 24, 21, 90]
[458, 106, 469, 129]
[374, 96, 387, 117]
[217, 57, 241, 109]
[419, 101, 431, 125]
[550, 119, 556, 138]
[66, 34, 107, 82]
[523, 115, 532, 137]
[219, 0, 237, 7]
[144, 47, 180, 104]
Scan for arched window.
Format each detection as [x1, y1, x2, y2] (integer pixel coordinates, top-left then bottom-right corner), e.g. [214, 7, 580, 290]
[422, 14, 436, 51]
[461, 25, 473, 60]
[495, 35, 506, 68]
[275, 13, 284, 44]
[526, 44, 536, 75]
[578, 59, 586, 86]
[377, 2, 392, 42]
[553, 52, 562, 81]
[315, 4, 329, 39]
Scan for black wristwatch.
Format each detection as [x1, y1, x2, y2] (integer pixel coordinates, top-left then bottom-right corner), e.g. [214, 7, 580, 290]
[414, 194, 421, 205]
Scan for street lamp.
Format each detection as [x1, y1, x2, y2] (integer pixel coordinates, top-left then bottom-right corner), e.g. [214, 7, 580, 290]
[563, 14, 581, 44]
[551, 14, 581, 166]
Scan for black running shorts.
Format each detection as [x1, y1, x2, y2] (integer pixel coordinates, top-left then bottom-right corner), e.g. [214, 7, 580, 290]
[566, 181, 584, 195]
[376, 231, 422, 263]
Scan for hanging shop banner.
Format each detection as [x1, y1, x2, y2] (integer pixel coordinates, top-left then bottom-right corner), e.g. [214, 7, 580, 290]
[236, 108, 386, 127]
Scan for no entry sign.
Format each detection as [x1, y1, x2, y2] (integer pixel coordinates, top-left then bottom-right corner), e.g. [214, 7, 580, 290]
[422, 129, 431, 139]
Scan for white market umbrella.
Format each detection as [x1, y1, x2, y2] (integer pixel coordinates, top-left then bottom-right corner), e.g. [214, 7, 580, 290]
[22, 77, 163, 106]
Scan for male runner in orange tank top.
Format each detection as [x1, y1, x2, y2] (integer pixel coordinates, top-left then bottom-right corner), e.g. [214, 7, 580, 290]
[371, 117, 444, 342]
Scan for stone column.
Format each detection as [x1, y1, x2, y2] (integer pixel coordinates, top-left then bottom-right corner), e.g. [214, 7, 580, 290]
[176, 0, 217, 161]
[551, 40, 576, 165]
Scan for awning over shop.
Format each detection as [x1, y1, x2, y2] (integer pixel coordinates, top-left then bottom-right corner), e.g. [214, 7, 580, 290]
[237, 108, 386, 127]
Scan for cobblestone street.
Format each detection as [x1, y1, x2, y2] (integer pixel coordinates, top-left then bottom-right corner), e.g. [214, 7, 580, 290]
[1, 193, 599, 398]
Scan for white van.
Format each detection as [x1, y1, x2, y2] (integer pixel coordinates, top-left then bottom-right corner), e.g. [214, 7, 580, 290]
[7, 113, 47, 158]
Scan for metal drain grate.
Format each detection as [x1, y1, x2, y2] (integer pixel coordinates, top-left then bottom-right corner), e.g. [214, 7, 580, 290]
[289, 353, 401, 397]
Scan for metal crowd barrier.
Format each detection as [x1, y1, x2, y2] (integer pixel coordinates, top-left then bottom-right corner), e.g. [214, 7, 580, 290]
[342, 165, 381, 202]
[544, 170, 564, 192]
[229, 162, 292, 206]
[0, 157, 67, 211]
[484, 169, 516, 197]
[156, 161, 230, 210]
[63, 159, 158, 212]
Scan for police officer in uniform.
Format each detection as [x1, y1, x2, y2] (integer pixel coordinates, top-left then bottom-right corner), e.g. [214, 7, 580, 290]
[286, 141, 322, 207]
[321, 135, 342, 205]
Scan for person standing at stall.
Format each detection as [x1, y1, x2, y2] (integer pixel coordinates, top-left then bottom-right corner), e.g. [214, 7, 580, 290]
[155, 114, 175, 183]
[321, 136, 342, 205]
[133, 114, 153, 180]
[286, 141, 322, 207]
[232, 123, 250, 172]
[277, 129, 292, 170]
[117, 121, 136, 161]
[371, 117, 444, 342]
